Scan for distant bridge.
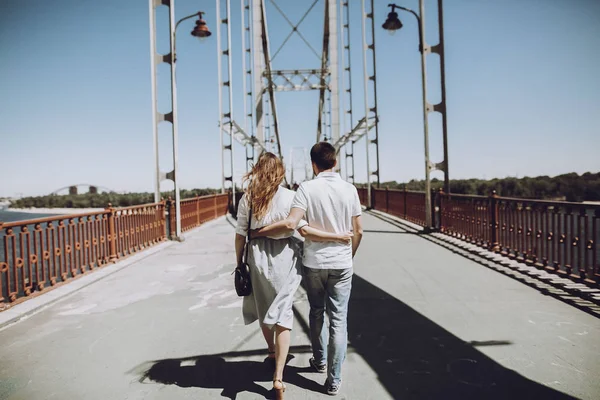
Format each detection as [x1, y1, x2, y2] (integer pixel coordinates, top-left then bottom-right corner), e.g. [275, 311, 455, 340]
[51, 184, 115, 196]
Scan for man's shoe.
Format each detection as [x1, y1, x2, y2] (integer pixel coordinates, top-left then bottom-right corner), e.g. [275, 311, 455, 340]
[309, 357, 327, 373]
[326, 381, 341, 396]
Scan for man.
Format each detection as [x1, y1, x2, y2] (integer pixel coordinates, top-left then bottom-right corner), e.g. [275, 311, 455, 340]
[253, 142, 363, 396]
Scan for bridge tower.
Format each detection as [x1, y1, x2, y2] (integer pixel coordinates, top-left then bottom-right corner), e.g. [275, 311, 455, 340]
[218, 0, 381, 191]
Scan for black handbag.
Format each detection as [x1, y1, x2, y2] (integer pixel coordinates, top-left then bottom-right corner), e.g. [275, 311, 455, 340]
[234, 198, 253, 297]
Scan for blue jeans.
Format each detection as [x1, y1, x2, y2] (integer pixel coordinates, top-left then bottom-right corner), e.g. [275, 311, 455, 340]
[303, 266, 353, 385]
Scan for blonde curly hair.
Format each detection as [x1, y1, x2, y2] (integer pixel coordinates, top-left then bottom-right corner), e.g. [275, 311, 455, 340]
[243, 152, 286, 220]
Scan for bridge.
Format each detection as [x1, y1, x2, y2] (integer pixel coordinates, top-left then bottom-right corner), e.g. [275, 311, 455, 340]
[1, 0, 599, 399]
[50, 184, 115, 196]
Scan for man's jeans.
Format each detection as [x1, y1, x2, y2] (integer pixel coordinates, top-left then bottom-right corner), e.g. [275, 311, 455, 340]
[303, 266, 353, 385]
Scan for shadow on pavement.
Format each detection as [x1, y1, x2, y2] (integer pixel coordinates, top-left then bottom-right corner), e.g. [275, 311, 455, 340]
[346, 274, 578, 399]
[133, 347, 324, 400]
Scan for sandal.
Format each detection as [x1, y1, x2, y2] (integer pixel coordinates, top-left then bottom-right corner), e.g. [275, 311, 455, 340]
[273, 379, 286, 400]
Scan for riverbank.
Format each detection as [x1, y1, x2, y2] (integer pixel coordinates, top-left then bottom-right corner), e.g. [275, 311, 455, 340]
[3, 207, 104, 216]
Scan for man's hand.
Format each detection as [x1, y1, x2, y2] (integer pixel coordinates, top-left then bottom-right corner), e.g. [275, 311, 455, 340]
[335, 232, 354, 245]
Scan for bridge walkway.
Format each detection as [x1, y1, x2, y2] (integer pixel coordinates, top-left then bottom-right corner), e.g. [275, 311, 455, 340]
[0, 213, 598, 399]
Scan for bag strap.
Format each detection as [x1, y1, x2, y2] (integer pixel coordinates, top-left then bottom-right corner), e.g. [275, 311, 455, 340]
[243, 192, 252, 264]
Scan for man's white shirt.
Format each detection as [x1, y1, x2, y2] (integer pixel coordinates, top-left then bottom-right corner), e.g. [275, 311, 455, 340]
[291, 172, 361, 269]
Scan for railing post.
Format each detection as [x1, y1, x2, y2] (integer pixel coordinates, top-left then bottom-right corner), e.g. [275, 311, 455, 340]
[431, 188, 437, 230]
[166, 197, 173, 240]
[490, 191, 500, 252]
[403, 185, 408, 218]
[437, 188, 445, 232]
[196, 197, 200, 227]
[385, 186, 389, 213]
[214, 195, 218, 219]
[106, 203, 117, 262]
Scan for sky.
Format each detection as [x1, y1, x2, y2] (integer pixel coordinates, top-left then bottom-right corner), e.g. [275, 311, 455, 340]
[1, 0, 599, 197]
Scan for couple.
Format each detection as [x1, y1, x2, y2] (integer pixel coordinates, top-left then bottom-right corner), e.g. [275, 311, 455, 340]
[234, 142, 363, 398]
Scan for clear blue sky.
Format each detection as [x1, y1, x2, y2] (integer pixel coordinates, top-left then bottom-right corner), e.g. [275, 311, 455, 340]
[1, 0, 599, 197]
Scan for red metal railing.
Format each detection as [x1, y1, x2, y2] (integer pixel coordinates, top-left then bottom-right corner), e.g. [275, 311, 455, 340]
[168, 194, 229, 234]
[1, 194, 230, 307]
[439, 193, 492, 246]
[439, 193, 600, 284]
[359, 186, 600, 286]
[358, 187, 427, 226]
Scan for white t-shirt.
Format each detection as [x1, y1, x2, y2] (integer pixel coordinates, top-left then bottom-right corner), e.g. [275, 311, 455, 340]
[236, 186, 306, 240]
[291, 172, 362, 269]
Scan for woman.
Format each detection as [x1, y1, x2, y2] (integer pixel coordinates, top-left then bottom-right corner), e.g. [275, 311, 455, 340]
[235, 153, 349, 399]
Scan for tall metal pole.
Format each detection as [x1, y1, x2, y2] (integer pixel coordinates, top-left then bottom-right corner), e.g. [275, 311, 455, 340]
[149, 1, 161, 203]
[217, 0, 225, 194]
[241, 0, 248, 172]
[438, 0, 450, 193]
[361, 0, 371, 208]
[418, 0, 432, 229]
[328, 0, 340, 146]
[338, 0, 347, 179]
[169, 2, 183, 238]
[252, 0, 265, 146]
[226, 0, 236, 198]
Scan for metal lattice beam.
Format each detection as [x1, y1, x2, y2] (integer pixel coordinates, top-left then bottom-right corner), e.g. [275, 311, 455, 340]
[263, 69, 329, 92]
[333, 116, 377, 152]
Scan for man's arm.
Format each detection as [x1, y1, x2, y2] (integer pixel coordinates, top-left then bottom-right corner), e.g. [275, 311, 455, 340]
[298, 225, 353, 244]
[351, 215, 363, 257]
[252, 207, 305, 238]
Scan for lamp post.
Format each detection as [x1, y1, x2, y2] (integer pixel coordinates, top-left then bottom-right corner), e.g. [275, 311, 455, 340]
[169, 12, 210, 240]
[383, 1, 450, 230]
[149, 3, 211, 241]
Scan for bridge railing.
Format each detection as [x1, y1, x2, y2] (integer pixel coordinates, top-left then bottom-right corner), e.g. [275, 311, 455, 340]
[359, 187, 427, 226]
[167, 194, 229, 234]
[358, 187, 600, 286]
[1, 193, 229, 307]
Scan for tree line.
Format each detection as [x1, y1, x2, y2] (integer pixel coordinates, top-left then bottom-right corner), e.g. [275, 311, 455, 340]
[359, 172, 600, 202]
[9, 188, 219, 209]
[10, 172, 600, 208]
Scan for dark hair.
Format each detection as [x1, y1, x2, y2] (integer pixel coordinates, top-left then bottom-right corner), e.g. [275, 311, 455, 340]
[310, 142, 337, 171]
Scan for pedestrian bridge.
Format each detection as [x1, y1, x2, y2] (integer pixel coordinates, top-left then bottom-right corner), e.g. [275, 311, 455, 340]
[1, 208, 598, 399]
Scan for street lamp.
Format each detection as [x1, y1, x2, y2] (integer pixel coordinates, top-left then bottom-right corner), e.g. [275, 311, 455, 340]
[383, 1, 450, 230]
[149, 5, 211, 241]
[174, 12, 211, 61]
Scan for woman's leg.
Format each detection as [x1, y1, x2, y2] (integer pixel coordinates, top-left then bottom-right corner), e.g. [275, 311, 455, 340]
[274, 324, 291, 383]
[261, 323, 275, 354]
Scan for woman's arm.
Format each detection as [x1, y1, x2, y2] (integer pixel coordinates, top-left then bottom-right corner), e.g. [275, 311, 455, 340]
[298, 226, 353, 244]
[252, 207, 306, 238]
[235, 234, 246, 265]
[234, 194, 249, 265]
